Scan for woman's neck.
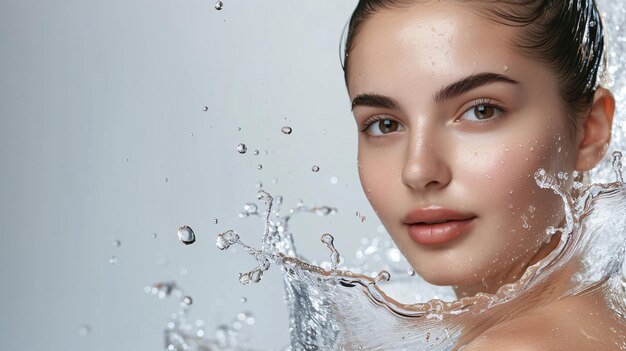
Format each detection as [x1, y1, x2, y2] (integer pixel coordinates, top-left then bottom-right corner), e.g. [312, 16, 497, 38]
[453, 232, 562, 298]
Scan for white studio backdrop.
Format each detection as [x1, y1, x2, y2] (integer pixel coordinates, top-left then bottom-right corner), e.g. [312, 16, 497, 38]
[0, 1, 377, 350]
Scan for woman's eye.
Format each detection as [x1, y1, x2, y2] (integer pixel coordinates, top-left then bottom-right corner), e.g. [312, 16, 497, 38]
[461, 103, 504, 122]
[364, 119, 404, 136]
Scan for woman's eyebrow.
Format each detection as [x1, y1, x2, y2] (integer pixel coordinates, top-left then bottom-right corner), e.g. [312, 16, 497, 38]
[351, 93, 399, 111]
[351, 73, 519, 111]
[433, 72, 519, 103]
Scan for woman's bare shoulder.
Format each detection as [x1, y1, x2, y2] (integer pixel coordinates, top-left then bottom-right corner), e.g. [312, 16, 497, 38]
[462, 296, 626, 351]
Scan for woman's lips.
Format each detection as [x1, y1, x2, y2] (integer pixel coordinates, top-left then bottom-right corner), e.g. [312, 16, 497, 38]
[407, 218, 476, 245]
[404, 207, 476, 246]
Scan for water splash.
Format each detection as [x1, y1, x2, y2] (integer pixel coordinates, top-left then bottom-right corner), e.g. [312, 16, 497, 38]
[209, 158, 626, 349]
[148, 282, 262, 351]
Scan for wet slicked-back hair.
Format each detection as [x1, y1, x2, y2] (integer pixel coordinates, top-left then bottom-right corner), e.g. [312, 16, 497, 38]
[342, 0, 607, 129]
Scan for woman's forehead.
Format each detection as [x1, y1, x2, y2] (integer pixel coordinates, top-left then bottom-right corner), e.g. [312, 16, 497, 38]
[346, 4, 529, 99]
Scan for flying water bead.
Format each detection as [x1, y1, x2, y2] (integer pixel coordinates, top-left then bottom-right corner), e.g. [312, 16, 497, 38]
[216, 230, 239, 250]
[312, 165, 320, 172]
[257, 164, 263, 170]
[113, 239, 121, 247]
[202, 106, 208, 111]
[281, 126, 293, 135]
[177, 225, 196, 245]
[214, 0, 223, 10]
[237, 143, 247, 154]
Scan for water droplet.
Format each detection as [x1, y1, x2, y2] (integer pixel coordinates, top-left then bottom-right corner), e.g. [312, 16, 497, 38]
[202, 106, 208, 111]
[330, 176, 339, 185]
[236, 127, 241, 131]
[590, 20, 596, 27]
[239, 272, 251, 285]
[257, 164, 263, 170]
[313, 206, 336, 216]
[321, 234, 340, 270]
[177, 225, 196, 245]
[241, 297, 247, 303]
[407, 267, 416, 276]
[213, 218, 218, 224]
[152, 232, 158, 239]
[237, 143, 247, 154]
[243, 203, 258, 215]
[78, 324, 91, 336]
[246, 315, 256, 325]
[109, 256, 118, 265]
[534, 168, 556, 189]
[216, 230, 239, 250]
[250, 269, 263, 283]
[253, 150, 260, 155]
[214, 0, 223, 10]
[255, 181, 263, 189]
[150, 282, 176, 299]
[503, 65, 509, 71]
[281, 126, 292, 135]
[113, 239, 121, 247]
[312, 165, 320, 172]
[374, 270, 391, 283]
[182, 296, 193, 305]
[165, 177, 169, 182]
[271, 178, 279, 184]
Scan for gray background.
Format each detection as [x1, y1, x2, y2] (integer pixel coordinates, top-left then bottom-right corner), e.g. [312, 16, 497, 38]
[2, 1, 625, 350]
[0, 1, 380, 350]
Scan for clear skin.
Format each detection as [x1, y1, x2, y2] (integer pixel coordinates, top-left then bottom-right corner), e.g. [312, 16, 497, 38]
[347, 3, 618, 349]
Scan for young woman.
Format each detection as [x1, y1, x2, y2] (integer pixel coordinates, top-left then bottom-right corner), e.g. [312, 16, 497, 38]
[343, 0, 623, 349]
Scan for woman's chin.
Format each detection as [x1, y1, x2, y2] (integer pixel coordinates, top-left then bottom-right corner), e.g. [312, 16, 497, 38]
[414, 266, 492, 291]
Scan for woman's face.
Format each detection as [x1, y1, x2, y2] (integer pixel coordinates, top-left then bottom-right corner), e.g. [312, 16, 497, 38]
[347, 4, 582, 290]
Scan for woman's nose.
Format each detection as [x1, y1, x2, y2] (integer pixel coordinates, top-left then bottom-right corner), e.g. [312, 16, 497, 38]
[401, 133, 452, 192]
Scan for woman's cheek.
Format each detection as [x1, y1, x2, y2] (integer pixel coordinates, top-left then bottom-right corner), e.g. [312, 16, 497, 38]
[357, 145, 404, 219]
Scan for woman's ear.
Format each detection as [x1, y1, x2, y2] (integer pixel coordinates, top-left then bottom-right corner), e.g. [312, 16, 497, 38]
[576, 87, 615, 171]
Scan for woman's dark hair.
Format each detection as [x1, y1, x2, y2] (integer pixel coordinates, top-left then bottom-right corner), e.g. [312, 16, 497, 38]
[342, 0, 607, 130]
